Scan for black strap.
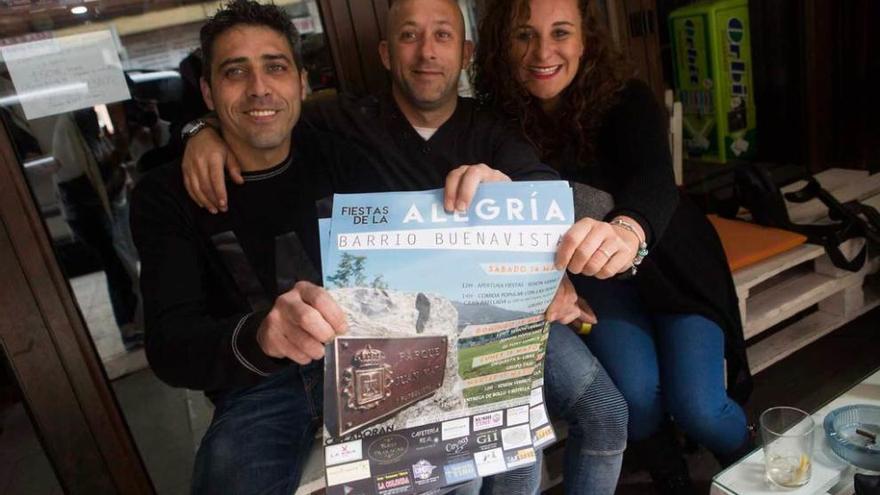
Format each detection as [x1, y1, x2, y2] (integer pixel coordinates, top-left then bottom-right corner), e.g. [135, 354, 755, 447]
[734, 166, 873, 272]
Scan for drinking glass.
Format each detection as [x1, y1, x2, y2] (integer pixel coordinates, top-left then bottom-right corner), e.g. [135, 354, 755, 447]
[760, 406, 815, 488]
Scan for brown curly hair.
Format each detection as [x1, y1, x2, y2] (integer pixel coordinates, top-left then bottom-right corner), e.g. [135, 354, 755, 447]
[472, 0, 633, 164]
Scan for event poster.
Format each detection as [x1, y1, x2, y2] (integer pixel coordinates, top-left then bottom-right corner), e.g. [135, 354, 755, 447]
[320, 182, 573, 494]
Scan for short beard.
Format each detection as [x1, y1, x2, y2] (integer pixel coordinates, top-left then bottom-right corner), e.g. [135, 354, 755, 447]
[398, 78, 458, 111]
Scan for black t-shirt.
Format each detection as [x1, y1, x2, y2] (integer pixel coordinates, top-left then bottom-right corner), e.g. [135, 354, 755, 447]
[301, 93, 559, 189]
[132, 127, 378, 393]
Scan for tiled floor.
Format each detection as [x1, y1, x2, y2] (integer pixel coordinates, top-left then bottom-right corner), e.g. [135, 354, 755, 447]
[68, 271, 148, 379]
[69, 271, 127, 359]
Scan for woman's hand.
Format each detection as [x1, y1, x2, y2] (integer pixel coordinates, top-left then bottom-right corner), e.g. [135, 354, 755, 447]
[546, 274, 597, 326]
[181, 127, 243, 214]
[555, 216, 644, 279]
[443, 164, 510, 212]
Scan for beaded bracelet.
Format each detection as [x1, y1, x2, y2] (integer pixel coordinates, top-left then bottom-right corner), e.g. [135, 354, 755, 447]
[610, 218, 649, 275]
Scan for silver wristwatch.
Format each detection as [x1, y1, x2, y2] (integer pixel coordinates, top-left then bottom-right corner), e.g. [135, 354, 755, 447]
[180, 119, 209, 141]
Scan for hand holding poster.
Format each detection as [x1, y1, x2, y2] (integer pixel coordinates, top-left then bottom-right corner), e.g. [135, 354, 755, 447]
[320, 181, 573, 494]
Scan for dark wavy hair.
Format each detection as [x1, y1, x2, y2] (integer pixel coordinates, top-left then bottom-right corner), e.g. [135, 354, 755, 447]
[200, 0, 302, 84]
[472, 0, 632, 163]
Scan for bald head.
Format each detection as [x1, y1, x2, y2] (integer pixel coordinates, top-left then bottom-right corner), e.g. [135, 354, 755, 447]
[380, 0, 474, 125]
[387, 0, 466, 39]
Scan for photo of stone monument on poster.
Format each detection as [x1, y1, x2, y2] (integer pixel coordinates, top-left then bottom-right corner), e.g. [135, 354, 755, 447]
[319, 182, 573, 494]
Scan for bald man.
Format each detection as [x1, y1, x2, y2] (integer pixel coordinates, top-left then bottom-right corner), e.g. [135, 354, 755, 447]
[178, 1, 627, 494]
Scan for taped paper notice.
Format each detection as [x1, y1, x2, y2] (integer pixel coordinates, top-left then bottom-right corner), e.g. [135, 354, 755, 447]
[1, 30, 130, 120]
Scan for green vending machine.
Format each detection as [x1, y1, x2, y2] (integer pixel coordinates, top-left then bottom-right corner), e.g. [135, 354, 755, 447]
[669, 0, 756, 163]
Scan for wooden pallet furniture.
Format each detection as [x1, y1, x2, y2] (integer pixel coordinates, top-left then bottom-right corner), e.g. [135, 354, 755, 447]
[729, 168, 880, 374]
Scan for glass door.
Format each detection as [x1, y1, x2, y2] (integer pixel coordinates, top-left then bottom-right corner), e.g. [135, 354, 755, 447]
[0, 2, 338, 493]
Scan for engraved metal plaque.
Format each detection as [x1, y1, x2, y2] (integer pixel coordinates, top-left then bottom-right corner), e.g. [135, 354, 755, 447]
[327, 336, 448, 437]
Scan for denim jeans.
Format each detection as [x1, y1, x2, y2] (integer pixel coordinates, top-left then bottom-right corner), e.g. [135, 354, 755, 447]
[576, 276, 748, 456]
[192, 364, 323, 495]
[479, 323, 628, 495]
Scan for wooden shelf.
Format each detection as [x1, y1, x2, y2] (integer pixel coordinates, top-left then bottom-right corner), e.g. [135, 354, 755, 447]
[744, 269, 863, 339]
[747, 281, 880, 374]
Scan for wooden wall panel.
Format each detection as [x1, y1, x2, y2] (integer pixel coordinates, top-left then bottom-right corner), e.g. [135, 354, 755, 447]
[607, 0, 666, 101]
[318, 0, 391, 96]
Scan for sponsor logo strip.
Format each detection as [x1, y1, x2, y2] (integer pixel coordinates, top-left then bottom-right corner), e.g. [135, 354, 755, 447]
[473, 448, 507, 477]
[501, 424, 532, 451]
[375, 470, 411, 495]
[326, 460, 372, 487]
[443, 459, 478, 484]
[506, 405, 530, 425]
[533, 424, 556, 448]
[325, 439, 363, 467]
[442, 417, 470, 440]
[529, 386, 543, 406]
[473, 411, 504, 431]
[505, 447, 537, 469]
[530, 404, 549, 428]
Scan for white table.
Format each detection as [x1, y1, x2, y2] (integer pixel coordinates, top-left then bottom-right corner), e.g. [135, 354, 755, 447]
[712, 369, 880, 495]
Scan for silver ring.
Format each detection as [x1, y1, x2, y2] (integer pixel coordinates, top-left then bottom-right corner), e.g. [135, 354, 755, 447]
[598, 248, 613, 258]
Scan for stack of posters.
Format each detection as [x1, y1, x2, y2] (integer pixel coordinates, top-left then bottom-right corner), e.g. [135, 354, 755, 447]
[319, 181, 574, 494]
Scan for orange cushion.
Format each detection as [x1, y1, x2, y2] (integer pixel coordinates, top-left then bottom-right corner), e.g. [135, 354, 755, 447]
[707, 215, 808, 272]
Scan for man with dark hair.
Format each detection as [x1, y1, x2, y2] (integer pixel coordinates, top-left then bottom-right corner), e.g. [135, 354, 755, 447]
[198, 0, 303, 81]
[180, 1, 629, 494]
[132, 1, 378, 493]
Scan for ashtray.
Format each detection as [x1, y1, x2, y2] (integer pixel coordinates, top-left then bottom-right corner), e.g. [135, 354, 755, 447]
[824, 404, 880, 471]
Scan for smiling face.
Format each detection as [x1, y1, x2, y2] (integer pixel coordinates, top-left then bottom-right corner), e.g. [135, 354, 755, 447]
[200, 25, 306, 167]
[509, 0, 585, 110]
[379, 0, 473, 116]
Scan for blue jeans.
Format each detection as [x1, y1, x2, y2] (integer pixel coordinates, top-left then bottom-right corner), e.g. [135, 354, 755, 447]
[576, 276, 748, 456]
[479, 323, 628, 495]
[192, 364, 323, 495]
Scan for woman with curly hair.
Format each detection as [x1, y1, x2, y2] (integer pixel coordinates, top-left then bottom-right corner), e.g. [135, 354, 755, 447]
[473, 0, 753, 492]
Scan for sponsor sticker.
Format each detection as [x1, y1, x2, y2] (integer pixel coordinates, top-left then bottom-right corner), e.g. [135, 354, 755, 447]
[326, 460, 372, 487]
[410, 425, 441, 451]
[505, 447, 537, 469]
[325, 439, 363, 467]
[530, 404, 549, 428]
[443, 436, 470, 456]
[506, 404, 530, 425]
[533, 424, 556, 448]
[375, 470, 412, 495]
[501, 424, 532, 451]
[442, 417, 470, 440]
[473, 411, 504, 431]
[475, 429, 500, 449]
[335, 482, 369, 495]
[367, 434, 409, 464]
[529, 387, 543, 406]
[411, 459, 441, 486]
[443, 459, 478, 484]
[473, 447, 507, 477]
